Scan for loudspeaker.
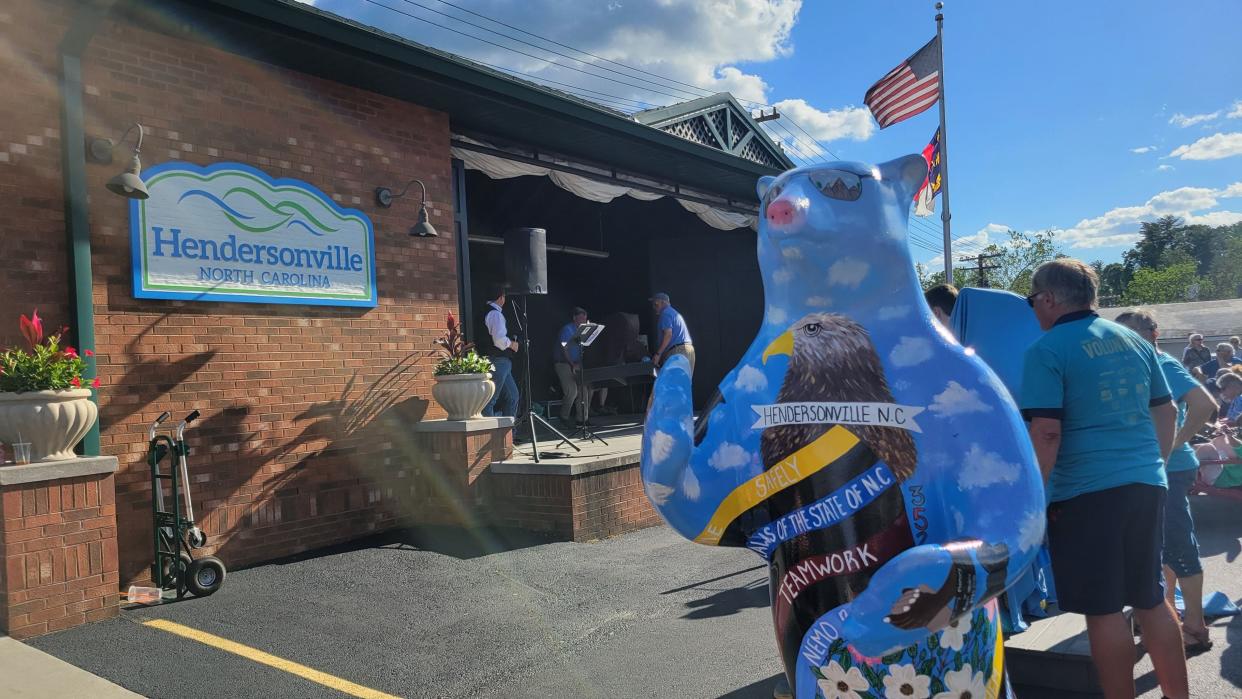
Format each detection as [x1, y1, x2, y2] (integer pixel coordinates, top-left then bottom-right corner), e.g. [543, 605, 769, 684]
[504, 227, 548, 295]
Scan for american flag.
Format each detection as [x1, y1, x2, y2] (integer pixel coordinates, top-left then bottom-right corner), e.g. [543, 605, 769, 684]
[865, 37, 941, 129]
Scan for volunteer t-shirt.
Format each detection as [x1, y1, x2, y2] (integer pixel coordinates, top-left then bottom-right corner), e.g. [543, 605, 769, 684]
[1157, 351, 1201, 473]
[1020, 311, 1172, 502]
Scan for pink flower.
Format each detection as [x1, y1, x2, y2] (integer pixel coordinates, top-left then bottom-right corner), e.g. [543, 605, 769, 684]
[70, 376, 81, 388]
[63, 346, 78, 358]
[91, 377, 101, 389]
[19, 310, 43, 348]
[84, 349, 94, 357]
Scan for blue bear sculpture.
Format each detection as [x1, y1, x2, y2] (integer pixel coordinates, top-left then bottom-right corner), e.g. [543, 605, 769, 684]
[640, 155, 1045, 698]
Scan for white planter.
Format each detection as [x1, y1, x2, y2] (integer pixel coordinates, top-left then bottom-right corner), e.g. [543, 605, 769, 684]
[0, 389, 98, 462]
[431, 373, 495, 420]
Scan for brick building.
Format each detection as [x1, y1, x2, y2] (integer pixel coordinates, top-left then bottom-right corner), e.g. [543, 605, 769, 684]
[0, 0, 785, 636]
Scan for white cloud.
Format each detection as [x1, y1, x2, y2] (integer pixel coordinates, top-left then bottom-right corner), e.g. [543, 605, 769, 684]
[645, 482, 674, 506]
[929, 381, 989, 417]
[877, 305, 911, 321]
[708, 442, 751, 470]
[958, 444, 1021, 490]
[771, 98, 875, 142]
[1230, 100, 1242, 119]
[1130, 145, 1156, 154]
[1169, 132, 1242, 160]
[1169, 111, 1221, 128]
[681, 468, 701, 501]
[648, 430, 675, 464]
[766, 305, 787, 326]
[1050, 181, 1242, 249]
[1017, 510, 1045, 552]
[734, 365, 768, 392]
[805, 295, 832, 307]
[889, 336, 933, 368]
[1185, 210, 1242, 227]
[827, 258, 869, 288]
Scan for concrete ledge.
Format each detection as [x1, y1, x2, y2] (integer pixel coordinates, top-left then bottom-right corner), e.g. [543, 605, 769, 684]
[414, 417, 514, 433]
[491, 450, 641, 476]
[0, 456, 119, 486]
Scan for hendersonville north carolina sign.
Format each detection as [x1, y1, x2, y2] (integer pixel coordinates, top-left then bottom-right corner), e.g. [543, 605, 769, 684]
[130, 162, 377, 307]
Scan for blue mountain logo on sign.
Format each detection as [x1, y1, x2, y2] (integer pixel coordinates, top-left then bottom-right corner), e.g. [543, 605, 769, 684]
[130, 162, 377, 307]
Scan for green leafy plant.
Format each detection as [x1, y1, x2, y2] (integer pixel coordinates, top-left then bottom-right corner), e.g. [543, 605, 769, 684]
[0, 310, 99, 393]
[433, 312, 493, 376]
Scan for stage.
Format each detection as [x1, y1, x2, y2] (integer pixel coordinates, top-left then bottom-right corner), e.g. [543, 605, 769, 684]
[488, 415, 662, 541]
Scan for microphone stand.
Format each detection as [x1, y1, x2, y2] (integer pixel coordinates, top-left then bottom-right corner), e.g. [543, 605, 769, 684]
[511, 295, 579, 463]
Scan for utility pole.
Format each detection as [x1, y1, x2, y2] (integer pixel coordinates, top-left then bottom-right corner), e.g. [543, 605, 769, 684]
[958, 252, 1002, 288]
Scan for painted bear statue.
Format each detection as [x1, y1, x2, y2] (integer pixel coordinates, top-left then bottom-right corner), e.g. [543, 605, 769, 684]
[640, 155, 1045, 699]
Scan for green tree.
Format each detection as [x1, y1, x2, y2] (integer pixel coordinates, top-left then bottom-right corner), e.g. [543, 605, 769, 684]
[1122, 262, 1213, 305]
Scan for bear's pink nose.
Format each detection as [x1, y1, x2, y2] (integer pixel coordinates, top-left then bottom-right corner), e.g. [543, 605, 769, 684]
[766, 198, 799, 227]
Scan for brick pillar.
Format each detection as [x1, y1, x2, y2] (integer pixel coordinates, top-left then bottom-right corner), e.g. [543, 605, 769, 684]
[408, 418, 513, 527]
[0, 457, 120, 639]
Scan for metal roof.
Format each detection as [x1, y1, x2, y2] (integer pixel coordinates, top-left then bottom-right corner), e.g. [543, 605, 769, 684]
[140, 0, 780, 204]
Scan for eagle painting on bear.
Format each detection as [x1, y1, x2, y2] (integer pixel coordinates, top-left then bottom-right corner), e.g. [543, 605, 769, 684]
[641, 155, 1044, 699]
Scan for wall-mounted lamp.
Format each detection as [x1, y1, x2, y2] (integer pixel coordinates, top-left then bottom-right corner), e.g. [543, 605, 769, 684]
[374, 179, 437, 237]
[89, 123, 149, 200]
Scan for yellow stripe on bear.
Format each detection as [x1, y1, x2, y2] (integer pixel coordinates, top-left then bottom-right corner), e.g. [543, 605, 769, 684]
[694, 426, 859, 546]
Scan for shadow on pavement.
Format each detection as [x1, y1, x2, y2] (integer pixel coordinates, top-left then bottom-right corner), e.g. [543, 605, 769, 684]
[236, 524, 556, 569]
[682, 577, 770, 620]
[716, 672, 782, 699]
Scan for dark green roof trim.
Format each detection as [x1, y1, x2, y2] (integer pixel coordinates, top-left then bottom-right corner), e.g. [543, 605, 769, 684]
[130, 0, 781, 202]
[634, 92, 794, 169]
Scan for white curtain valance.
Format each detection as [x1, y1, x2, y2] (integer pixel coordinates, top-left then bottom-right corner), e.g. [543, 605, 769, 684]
[450, 138, 757, 231]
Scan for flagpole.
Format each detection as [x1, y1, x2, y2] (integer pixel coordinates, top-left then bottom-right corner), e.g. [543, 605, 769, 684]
[935, 2, 953, 285]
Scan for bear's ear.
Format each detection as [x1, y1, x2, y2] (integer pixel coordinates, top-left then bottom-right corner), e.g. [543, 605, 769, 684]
[877, 154, 928, 207]
[756, 175, 776, 201]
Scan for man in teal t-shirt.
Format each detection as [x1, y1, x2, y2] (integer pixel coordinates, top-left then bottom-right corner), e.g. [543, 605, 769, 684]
[1020, 260, 1187, 699]
[1116, 309, 1217, 652]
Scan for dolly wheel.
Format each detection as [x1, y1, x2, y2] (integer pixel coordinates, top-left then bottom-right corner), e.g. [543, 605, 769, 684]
[185, 556, 226, 597]
[162, 553, 192, 589]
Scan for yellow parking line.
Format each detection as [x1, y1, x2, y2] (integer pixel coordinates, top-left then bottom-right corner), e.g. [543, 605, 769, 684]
[142, 619, 401, 699]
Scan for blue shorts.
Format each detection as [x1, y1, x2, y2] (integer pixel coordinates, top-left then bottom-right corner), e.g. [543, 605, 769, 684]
[1163, 469, 1202, 578]
[1046, 483, 1166, 615]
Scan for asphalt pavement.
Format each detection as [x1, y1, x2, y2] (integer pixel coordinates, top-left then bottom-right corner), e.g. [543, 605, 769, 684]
[29, 525, 783, 699]
[26, 497, 1242, 699]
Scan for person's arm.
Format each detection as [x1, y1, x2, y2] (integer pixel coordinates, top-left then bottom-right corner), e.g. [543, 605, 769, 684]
[1175, 386, 1217, 448]
[1151, 400, 1177, 461]
[1027, 417, 1062, 482]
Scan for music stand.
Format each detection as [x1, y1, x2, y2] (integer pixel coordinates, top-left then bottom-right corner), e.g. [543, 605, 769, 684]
[568, 323, 607, 445]
[510, 295, 581, 463]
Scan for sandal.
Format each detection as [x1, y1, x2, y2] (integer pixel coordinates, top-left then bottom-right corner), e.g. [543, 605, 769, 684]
[1183, 626, 1213, 652]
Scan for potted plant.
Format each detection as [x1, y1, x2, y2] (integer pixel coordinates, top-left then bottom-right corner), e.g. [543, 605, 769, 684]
[431, 313, 495, 420]
[0, 310, 100, 462]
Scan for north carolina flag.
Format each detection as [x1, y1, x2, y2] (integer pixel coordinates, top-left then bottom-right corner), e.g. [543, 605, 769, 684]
[914, 128, 942, 217]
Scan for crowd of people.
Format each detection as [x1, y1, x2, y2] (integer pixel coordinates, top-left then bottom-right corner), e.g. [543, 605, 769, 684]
[928, 260, 1234, 699]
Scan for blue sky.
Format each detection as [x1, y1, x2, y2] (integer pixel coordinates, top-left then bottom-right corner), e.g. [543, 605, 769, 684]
[305, 0, 1242, 270]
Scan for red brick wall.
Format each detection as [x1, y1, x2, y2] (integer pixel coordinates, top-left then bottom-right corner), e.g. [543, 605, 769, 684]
[1, 0, 460, 585]
[0, 473, 120, 639]
[484, 463, 661, 542]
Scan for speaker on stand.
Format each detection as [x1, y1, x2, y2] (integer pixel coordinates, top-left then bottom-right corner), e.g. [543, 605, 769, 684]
[502, 228, 579, 462]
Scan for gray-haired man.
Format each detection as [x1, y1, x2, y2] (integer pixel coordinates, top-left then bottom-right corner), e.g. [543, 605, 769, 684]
[1021, 259, 1187, 699]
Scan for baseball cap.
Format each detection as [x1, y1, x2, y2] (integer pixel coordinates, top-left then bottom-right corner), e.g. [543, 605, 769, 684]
[649, 292, 670, 303]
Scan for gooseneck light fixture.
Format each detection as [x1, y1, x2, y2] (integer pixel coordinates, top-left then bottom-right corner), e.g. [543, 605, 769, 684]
[374, 178, 437, 237]
[89, 122, 149, 200]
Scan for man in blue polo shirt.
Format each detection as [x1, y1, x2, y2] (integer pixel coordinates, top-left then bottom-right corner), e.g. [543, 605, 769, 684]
[1021, 260, 1187, 699]
[650, 292, 694, 374]
[1117, 309, 1217, 653]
